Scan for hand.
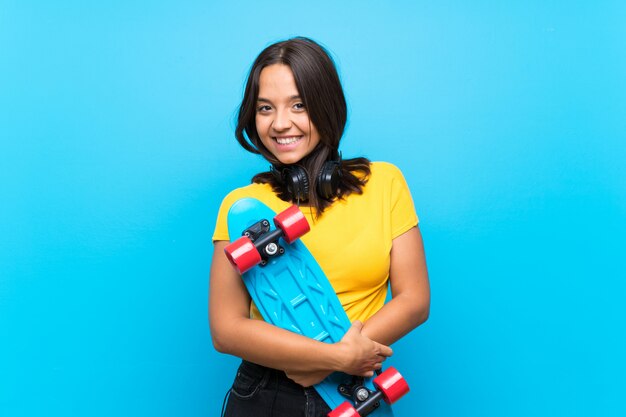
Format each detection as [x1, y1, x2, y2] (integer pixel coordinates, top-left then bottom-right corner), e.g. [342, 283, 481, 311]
[336, 320, 393, 377]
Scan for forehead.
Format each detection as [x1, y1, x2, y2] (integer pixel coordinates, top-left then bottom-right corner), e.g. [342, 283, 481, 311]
[257, 64, 299, 100]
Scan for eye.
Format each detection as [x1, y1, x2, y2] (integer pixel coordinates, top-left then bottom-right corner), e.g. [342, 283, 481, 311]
[293, 102, 306, 111]
[256, 105, 272, 113]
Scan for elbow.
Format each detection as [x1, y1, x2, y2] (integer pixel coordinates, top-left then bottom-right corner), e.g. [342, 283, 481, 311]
[209, 309, 249, 355]
[394, 293, 430, 331]
[415, 287, 431, 326]
[417, 305, 430, 326]
[211, 332, 228, 354]
[411, 299, 430, 328]
[210, 321, 235, 354]
[212, 328, 240, 355]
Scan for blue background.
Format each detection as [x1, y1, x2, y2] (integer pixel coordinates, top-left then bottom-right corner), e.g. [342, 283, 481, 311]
[1, 1, 625, 416]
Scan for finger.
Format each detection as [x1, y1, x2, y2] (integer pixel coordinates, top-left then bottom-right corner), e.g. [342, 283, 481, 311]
[376, 343, 393, 357]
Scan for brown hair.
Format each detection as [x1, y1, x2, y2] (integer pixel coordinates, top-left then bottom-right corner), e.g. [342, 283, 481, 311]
[235, 37, 370, 215]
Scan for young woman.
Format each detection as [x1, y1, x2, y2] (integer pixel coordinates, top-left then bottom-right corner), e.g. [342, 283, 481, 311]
[210, 37, 430, 417]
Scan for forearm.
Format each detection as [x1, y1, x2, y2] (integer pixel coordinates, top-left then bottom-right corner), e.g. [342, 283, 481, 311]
[211, 316, 341, 373]
[361, 292, 429, 346]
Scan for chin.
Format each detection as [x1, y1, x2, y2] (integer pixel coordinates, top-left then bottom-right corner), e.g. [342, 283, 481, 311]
[277, 157, 302, 165]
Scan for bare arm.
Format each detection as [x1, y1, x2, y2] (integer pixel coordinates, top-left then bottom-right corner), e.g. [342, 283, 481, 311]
[361, 226, 430, 345]
[209, 240, 392, 385]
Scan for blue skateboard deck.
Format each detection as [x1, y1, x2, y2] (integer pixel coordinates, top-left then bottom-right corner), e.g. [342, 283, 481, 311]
[226, 197, 396, 416]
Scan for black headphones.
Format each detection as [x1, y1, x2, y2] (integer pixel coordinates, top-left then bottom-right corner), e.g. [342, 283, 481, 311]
[271, 154, 342, 202]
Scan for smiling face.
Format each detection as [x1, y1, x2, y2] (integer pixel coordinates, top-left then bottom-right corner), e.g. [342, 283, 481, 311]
[255, 64, 320, 165]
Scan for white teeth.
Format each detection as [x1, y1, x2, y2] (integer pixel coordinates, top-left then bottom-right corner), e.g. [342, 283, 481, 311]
[275, 136, 301, 145]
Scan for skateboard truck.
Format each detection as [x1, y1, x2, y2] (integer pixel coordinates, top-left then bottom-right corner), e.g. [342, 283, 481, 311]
[337, 376, 382, 416]
[242, 219, 286, 266]
[329, 367, 410, 417]
[224, 205, 310, 274]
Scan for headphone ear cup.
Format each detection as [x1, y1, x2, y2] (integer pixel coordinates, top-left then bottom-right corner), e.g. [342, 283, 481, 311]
[317, 161, 341, 200]
[283, 166, 310, 201]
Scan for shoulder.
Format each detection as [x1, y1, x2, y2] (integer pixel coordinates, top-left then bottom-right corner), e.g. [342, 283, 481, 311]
[218, 182, 273, 210]
[365, 161, 408, 187]
[369, 161, 405, 177]
[217, 181, 293, 216]
[357, 161, 413, 204]
[222, 182, 268, 200]
[213, 182, 278, 241]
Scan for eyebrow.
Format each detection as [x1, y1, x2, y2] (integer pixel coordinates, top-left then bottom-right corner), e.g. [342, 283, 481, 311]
[257, 95, 301, 103]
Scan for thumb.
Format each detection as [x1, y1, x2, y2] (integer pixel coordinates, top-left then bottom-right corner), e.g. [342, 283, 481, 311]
[350, 320, 363, 332]
[376, 342, 393, 358]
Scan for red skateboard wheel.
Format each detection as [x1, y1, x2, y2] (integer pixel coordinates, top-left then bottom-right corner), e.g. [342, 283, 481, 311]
[273, 205, 310, 244]
[373, 367, 409, 404]
[328, 401, 360, 417]
[224, 236, 262, 274]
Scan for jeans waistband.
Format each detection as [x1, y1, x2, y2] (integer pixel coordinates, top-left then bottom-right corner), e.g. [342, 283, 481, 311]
[239, 360, 306, 393]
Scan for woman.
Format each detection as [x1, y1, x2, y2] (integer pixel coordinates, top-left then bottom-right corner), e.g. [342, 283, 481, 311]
[210, 37, 430, 417]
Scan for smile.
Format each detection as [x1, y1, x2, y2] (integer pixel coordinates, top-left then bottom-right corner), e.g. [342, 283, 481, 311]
[273, 136, 303, 145]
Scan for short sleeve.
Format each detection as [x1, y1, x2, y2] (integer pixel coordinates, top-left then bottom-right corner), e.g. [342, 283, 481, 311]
[212, 191, 239, 242]
[388, 164, 419, 239]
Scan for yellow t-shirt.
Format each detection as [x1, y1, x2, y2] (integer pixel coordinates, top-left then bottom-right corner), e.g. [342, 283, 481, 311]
[212, 161, 418, 323]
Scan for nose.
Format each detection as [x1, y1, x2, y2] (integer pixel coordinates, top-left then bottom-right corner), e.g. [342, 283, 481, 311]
[272, 108, 292, 131]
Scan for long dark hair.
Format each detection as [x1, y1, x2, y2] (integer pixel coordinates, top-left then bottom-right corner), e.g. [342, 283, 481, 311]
[235, 37, 370, 215]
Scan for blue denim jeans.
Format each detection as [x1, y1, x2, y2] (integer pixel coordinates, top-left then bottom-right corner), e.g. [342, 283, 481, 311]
[223, 360, 331, 417]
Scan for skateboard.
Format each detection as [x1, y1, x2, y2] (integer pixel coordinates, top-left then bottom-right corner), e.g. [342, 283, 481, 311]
[224, 197, 409, 417]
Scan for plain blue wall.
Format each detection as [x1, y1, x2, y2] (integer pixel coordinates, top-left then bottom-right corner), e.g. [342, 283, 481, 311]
[1, 1, 625, 416]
